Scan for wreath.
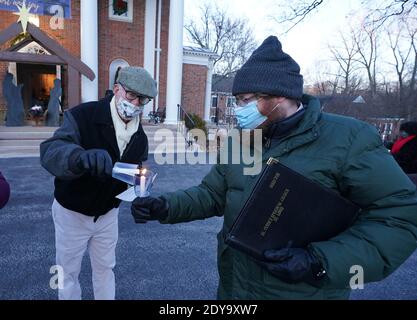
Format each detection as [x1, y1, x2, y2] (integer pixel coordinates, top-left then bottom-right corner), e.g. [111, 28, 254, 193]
[113, 0, 128, 16]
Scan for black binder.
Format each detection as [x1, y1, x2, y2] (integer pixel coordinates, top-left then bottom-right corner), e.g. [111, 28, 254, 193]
[225, 158, 360, 261]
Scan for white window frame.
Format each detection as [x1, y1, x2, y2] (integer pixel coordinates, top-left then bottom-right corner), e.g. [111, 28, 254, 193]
[226, 96, 235, 108]
[109, 58, 130, 89]
[211, 95, 218, 108]
[108, 0, 133, 23]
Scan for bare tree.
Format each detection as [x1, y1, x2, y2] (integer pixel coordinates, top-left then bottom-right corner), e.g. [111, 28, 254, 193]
[272, 0, 417, 32]
[270, 0, 324, 33]
[386, 20, 413, 107]
[311, 77, 340, 95]
[406, 18, 417, 93]
[184, 3, 257, 79]
[304, 60, 340, 95]
[352, 23, 379, 98]
[278, 1, 417, 121]
[328, 30, 362, 95]
[311, 76, 341, 96]
[365, 0, 417, 29]
[403, 18, 417, 119]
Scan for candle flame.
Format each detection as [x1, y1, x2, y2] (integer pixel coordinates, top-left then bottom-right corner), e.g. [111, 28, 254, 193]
[141, 168, 147, 175]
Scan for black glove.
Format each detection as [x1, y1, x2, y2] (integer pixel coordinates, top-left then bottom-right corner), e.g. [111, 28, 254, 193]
[70, 149, 113, 177]
[261, 247, 326, 285]
[131, 196, 169, 223]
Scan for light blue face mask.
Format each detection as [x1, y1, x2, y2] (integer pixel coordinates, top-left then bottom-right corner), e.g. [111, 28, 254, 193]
[235, 100, 279, 129]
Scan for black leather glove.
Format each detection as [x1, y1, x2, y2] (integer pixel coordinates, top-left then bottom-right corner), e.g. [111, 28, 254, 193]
[131, 196, 169, 223]
[70, 149, 113, 177]
[261, 247, 326, 285]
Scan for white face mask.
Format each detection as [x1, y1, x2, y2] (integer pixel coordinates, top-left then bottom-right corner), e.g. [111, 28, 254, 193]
[116, 97, 143, 121]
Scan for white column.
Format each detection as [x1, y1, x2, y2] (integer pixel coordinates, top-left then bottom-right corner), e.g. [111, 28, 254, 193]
[143, 0, 157, 118]
[80, 0, 98, 102]
[204, 59, 214, 122]
[165, 0, 184, 124]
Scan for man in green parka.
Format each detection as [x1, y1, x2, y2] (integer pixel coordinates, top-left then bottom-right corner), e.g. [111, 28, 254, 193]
[131, 36, 417, 299]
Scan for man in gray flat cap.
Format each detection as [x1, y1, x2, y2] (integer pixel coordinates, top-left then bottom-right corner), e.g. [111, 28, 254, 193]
[40, 66, 157, 300]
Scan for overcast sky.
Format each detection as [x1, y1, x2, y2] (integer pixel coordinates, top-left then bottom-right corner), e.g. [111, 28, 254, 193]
[184, 0, 365, 82]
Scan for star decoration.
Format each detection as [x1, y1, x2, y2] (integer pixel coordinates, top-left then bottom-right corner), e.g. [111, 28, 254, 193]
[13, 1, 35, 33]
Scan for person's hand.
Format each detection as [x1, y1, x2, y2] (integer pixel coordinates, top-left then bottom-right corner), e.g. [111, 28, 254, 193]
[261, 247, 326, 285]
[131, 196, 169, 223]
[74, 149, 113, 177]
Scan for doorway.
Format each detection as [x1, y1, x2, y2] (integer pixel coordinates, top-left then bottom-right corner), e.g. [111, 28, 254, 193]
[16, 63, 58, 117]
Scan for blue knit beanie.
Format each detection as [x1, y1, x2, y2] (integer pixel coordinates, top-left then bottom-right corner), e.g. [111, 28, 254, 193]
[232, 36, 303, 100]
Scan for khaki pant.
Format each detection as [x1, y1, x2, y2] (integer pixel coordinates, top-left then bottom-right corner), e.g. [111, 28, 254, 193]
[52, 199, 118, 300]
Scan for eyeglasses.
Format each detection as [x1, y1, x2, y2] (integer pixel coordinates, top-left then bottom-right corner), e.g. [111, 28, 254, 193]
[234, 93, 270, 107]
[118, 83, 152, 105]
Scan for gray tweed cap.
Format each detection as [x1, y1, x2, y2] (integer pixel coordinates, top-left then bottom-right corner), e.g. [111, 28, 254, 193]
[117, 66, 158, 98]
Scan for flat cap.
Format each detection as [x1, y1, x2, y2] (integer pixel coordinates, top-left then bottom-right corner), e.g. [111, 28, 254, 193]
[117, 66, 158, 98]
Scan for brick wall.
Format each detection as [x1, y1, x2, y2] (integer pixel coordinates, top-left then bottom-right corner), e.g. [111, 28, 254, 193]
[182, 63, 207, 119]
[97, 0, 169, 106]
[98, 0, 146, 98]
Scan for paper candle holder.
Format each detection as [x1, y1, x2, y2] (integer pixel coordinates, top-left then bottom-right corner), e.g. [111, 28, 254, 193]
[112, 162, 157, 198]
[134, 168, 157, 198]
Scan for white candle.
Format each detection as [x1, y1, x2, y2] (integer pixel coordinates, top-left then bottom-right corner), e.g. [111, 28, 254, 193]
[140, 175, 146, 197]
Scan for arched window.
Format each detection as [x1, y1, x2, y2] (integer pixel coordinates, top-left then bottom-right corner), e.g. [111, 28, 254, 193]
[109, 59, 129, 89]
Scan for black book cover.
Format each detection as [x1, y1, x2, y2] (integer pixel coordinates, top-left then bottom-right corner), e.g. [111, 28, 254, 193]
[225, 158, 361, 261]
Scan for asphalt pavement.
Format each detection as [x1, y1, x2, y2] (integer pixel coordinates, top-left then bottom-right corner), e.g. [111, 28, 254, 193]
[0, 157, 416, 300]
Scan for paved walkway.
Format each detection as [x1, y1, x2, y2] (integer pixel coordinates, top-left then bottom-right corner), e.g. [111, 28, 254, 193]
[1, 157, 417, 300]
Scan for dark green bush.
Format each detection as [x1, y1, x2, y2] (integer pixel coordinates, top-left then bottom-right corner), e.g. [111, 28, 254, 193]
[184, 113, 208, 136]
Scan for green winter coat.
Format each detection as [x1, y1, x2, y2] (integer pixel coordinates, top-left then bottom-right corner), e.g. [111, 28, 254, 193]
[162, 95, 417, 300]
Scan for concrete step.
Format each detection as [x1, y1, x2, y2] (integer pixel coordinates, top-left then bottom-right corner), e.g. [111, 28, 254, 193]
[0, 146, 202, 158]
[0, 124, 178, 133]
[0, 131, 55, 140]
[0, 124, 189, 158]
[0, 140, 44, 147]
[0, 126, 57, 132]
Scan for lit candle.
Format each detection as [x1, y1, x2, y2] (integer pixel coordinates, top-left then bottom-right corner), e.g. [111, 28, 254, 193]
[140, 169, 147, 197]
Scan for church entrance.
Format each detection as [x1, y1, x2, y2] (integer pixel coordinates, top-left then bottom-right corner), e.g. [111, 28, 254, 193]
[0, 21, 95, 127]
[16, 63, 57, 114]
